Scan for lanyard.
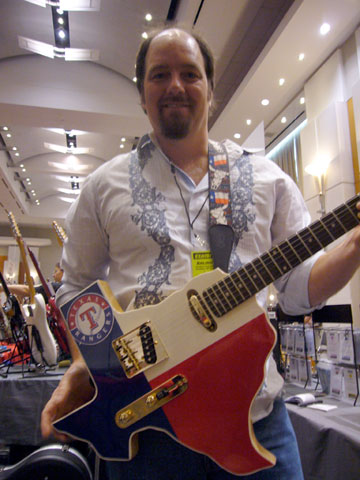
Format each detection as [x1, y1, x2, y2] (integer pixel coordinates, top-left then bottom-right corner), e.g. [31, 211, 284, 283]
[208, 142, 234, 273]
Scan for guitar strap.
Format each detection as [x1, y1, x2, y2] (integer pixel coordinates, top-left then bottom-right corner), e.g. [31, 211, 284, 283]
[208, 142, 234, 273]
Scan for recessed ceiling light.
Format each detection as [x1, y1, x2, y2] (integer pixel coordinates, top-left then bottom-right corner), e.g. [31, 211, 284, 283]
[22, 168, 26, 172]
[234, 133, 241, 139]
[279, 78, 285, 86]
[142, 32, 148, 39]
[145, 13, 152, 22]
[300, 97, 305, 105]
[6, 133, 11, 138]
[121, 137, 126, 142]
[120, 144, 125, 149]
[320, 23, 330, 36]
[246, 119, 252, 126]
[298, 53, 305, 61]
[12, 146, 17, 151]
[15, 153, 20, 157]
[261, 99, 270, 106]
[133, 76, 137, 83]
[2, 126, 9, 131]
[281, 116, 287, 124]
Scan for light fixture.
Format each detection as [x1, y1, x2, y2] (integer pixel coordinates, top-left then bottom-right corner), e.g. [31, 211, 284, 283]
[279, 78, 285, 86]
[233, 133, 241, 139]
[18, 36, 99, 61]
[261, 99, 270, 106]
[300, 97, 305, 105]
[145, 13, 152, 22]
[320, 23, 330, 36]
[298, 53, 305, 61]
[246, 119, 252, 126]
[132, 76, 137, 83]
[305, 156, 331, 217]
[142, 32, 148, 39]
[44, 142, 93, 154]
[24, 0, 101, 11]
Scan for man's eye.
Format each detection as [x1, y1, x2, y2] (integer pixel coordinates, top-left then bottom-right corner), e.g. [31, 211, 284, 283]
[151, 72, 166, 80]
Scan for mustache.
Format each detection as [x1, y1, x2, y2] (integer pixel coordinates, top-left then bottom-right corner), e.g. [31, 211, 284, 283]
[159, 95, 192, 106]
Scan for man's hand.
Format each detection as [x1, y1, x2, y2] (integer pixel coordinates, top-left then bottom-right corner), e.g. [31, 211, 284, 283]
[41, 360, 95, 442]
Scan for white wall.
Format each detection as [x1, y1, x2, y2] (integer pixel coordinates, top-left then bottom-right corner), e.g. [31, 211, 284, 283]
[300, 27, 360, 326]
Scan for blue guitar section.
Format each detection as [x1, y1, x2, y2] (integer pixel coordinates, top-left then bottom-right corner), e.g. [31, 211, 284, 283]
[54, 282, 176, 460]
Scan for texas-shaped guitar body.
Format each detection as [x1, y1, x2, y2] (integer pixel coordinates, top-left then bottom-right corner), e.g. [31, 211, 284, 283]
[54, 269, 276, 476]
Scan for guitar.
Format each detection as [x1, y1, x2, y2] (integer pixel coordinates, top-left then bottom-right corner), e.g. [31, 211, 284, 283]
[54, 194, 360, 475]
[26, 243, 70, 357]
[8, 212, 58, 367]
[52, 220, 68, 246]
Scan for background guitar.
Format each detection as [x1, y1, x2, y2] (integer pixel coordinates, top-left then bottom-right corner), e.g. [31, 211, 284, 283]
[8, 212, 58, 367]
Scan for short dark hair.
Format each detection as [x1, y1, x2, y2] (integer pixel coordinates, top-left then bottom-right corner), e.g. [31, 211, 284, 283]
[135, 28, 215, 97]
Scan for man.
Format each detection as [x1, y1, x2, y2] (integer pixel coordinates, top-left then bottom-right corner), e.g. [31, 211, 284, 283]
[0, 262, 63, 302]
[41, 28, 360, 479]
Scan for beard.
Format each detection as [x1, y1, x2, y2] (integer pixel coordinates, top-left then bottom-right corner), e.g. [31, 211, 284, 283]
[158, 96, 192, 139]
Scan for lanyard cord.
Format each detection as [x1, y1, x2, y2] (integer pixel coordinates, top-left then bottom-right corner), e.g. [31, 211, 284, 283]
[171, 164, 209, 241]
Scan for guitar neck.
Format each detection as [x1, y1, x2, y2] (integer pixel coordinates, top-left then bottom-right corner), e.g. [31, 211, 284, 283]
[8, 212, 36, 303]
[26, 246, 54, 300]
[202, 194, 360, 317]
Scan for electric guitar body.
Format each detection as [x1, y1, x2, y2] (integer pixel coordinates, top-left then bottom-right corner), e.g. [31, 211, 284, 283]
[55, 273, 276, 476]
[22, 293, 58, 366]
[54, 194, 360, 475]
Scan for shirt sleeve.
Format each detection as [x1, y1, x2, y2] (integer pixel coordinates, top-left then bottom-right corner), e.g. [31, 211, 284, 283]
[56, 173, 110, 307]
[271, 174, 324, 315]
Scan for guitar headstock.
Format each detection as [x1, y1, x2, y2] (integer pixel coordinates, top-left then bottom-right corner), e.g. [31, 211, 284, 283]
[8, 211, 35, 302]
[52, 221, 67, 247]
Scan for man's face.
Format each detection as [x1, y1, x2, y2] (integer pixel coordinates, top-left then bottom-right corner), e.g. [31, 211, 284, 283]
[53, 266, 63, 283]
[141, 30, 212, 141]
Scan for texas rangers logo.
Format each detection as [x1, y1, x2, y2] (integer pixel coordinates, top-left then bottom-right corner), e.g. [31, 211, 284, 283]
[68, 293, 114, 345]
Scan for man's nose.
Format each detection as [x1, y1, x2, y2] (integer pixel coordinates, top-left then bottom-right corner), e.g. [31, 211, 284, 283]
[167, 72, 185, 94]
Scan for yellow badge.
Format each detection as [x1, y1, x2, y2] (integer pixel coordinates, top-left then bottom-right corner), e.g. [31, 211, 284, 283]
[191, 251, 214, 277]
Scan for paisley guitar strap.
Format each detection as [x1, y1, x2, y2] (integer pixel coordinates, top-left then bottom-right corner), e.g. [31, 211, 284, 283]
[208, 142, 234, 273]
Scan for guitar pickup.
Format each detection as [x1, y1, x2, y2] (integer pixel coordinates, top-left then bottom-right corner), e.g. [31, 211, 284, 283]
[115, 374, 188, 428]
[112, 321, 168, 378]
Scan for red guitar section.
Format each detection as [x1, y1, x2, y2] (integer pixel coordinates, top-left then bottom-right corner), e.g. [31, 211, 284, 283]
[149, 312, 276, 475]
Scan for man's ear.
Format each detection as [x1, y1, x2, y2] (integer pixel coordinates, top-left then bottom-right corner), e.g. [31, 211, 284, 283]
[140, 93, 147, 115]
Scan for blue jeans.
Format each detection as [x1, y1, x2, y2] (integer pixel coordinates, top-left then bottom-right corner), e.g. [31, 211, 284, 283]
[106, 397, 304, 480]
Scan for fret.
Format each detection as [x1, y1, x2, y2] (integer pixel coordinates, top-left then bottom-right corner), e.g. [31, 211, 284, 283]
[268, 247, 291, 276]
[282, 239, 303, 265]
[232, 271, 253, 298]
[311, 220, 334, 246]
[259, 252, 282, 280]
[203, 290, 223, 317]
[277, 240, 301, 269]
[298, 228, 321, 254]
[215, 281, 237, 310]
[223, 276, 243, 305]
[206, 286, 228, 315]
[288, 234, 311, 261]
[340, 202, 359, 230]
[322, 211, 346, 238]
[252, 257, 274, 285]
[243, 263, 267, 291]
[229, 272, 249, 303]
[238, 267, 260, 295]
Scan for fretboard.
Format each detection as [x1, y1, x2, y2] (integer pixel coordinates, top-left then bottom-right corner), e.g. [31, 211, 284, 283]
[202, 194, 360, 318]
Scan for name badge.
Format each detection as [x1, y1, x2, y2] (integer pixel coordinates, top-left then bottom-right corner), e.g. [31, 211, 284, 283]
[191, 250, 214, 277]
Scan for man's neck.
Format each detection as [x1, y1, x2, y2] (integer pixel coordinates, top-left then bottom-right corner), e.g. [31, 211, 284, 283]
[154, 132, 209, 185]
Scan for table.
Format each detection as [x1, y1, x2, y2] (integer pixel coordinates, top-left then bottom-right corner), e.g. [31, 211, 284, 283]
[284, 383, 360, 480]
[0, 367, 65, 446]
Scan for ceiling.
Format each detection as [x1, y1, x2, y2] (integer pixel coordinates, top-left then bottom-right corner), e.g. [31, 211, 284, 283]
[0, 0, 359, 228]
